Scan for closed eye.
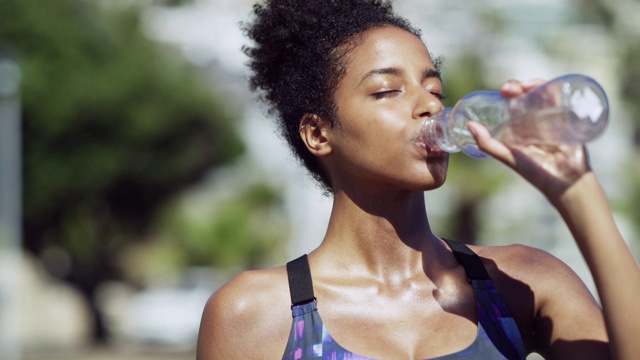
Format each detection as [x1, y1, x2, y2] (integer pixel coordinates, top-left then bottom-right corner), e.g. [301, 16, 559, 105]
[432, 92, 448, 101]
[372, 90, 401, 100]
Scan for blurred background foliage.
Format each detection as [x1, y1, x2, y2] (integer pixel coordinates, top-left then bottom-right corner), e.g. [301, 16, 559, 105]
[0, 0, 639, 356]
[119, 181, 289, 286]
[577, 0, 640, 239]
[0, 0, 290, 340]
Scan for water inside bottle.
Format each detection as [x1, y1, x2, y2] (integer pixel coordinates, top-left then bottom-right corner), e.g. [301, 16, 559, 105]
[491, 107, 582, 147]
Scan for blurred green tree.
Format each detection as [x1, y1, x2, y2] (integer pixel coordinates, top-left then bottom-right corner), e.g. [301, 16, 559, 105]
[0, 0, 245, 338]
[119, 181, 290, 286]
[166, 182, 289, 270]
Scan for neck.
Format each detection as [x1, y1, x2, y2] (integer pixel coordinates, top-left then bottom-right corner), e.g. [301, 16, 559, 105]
[316, 186, 443, 281]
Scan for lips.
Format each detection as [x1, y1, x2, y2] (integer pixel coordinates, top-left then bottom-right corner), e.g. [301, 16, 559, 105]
[427, 147, 448, 157]
[413, 138, 427, 150]
[413, 138, 447, 157]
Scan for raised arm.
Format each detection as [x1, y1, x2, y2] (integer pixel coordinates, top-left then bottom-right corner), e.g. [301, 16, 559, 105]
[468, 79, 640, 360]
[551, 169, 640, 360]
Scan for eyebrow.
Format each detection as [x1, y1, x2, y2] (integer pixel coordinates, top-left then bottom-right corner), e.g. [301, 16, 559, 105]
[358, 67, 442, 86]
[423, 68, 443, 82]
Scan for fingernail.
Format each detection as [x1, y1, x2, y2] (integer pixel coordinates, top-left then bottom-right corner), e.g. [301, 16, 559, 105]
[502, 80, 518, 91]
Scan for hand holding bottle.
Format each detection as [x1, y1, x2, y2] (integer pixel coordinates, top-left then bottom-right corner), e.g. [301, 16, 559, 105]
[478, 80, 640, 360]
[467, 79, 592, 201]
[422, 74, 609, 159]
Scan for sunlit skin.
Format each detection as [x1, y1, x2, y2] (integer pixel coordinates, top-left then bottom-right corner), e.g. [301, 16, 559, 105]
[317, 26, 449, 194]
[197, 25, 639, 360]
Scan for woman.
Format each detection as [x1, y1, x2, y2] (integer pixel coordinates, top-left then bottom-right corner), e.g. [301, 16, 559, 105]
[197, 1, 640, 359]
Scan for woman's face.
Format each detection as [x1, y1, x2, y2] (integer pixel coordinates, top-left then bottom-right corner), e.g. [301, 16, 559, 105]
[325, 25, 449, 193]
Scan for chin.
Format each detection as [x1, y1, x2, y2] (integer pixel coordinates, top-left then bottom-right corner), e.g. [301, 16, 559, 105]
[421, 176, 447, 191]
[427, 179, 447, 191]
[426, 161, 449, 184]
[403, 172, 447, 192]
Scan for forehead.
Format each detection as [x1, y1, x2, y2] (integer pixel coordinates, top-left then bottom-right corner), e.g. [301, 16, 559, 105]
[341, 26, 434, 79]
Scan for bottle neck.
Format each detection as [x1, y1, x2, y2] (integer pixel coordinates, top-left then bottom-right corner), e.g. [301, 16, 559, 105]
[421, 108, 461, 153]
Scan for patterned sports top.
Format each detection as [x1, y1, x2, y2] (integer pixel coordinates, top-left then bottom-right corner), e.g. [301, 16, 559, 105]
[282, 239, 526, 360]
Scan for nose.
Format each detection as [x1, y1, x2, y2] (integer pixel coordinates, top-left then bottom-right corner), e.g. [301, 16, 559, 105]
[412, 88, 444, 119]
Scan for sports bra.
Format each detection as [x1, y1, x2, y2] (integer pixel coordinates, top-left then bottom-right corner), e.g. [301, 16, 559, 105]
[282, 239, 526, 359]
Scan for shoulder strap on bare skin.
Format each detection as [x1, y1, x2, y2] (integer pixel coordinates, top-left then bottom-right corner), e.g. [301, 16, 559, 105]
[286, 254, 316, 306]
[443, 239, 490, 281]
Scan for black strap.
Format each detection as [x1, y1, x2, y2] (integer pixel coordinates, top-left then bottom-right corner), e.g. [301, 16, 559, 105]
[286, 242, 487, 304]
[443, 239, 490, 281]
[286, 254, 316, 306]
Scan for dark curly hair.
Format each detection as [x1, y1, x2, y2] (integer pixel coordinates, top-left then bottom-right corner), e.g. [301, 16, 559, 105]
[242, 0, 435, 194]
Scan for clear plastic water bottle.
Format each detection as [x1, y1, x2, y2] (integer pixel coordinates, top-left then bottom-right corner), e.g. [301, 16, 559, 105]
[421, 74, 610, 158]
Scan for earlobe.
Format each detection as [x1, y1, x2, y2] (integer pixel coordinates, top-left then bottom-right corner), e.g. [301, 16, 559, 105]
[299, 114, 332, 157]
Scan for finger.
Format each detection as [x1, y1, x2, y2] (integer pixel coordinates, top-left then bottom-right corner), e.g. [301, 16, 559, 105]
[500, 78, 547, 98]
[521, 78, 545, 92]
[500, 79, 524, 98]
[467, 121, 515, 166]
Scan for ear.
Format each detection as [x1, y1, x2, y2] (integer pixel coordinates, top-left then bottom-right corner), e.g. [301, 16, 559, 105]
[299, 114, 332, 157]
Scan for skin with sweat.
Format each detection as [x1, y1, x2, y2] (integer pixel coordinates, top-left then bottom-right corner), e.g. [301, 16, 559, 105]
[198, 24, 639, 360]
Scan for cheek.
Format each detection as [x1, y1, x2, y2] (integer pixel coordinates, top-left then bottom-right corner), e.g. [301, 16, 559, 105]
[331, 94, 414, 158]
[335, 115, 403, 159]
[366, 110, 413, 160]
[343, 104, 405, 136]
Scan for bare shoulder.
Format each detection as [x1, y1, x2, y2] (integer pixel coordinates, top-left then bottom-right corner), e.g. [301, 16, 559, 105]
[197, 265, 292, 360]
[472, 243, 564, 277]
[470, 244, 608, 358]
[470, 243, 590, 298]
